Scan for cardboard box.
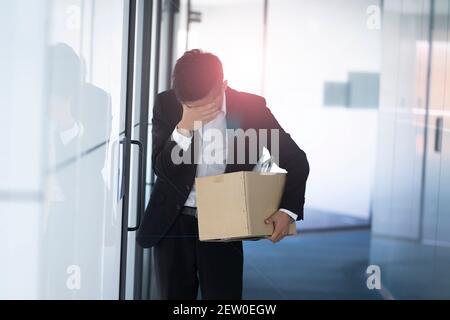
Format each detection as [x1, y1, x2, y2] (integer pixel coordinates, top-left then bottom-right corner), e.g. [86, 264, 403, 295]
[195, 171, 297, 241]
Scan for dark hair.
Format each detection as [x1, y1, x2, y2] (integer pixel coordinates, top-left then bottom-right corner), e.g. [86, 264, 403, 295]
[172, 49, 223, 102]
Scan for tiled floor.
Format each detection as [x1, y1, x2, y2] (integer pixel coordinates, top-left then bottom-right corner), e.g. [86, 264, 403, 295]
[370, 234, 450, 299]
[243, 229, 382, 300]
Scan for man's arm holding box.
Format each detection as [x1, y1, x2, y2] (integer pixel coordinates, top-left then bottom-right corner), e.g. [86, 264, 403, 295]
[258, 99, 310, 242]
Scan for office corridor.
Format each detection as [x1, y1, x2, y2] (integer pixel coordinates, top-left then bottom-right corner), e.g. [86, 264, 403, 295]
[2, 0, 450, 300]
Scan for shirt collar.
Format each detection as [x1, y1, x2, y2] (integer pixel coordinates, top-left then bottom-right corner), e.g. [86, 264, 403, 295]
[221, 92, 227, 115]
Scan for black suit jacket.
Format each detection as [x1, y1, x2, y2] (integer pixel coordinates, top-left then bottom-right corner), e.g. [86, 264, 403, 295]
[136, 87, 309, 248]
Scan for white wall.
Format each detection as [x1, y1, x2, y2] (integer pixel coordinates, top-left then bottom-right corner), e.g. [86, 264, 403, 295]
[265, 0, 381, 218]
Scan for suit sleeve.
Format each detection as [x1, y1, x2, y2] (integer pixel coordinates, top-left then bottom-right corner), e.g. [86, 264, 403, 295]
[151, 94, 188, 181]
[260, 99, 310, 220]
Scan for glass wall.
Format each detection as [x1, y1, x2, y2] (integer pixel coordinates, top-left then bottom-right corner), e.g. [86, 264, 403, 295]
[0, 0, 131, 299]
[371, 0, 450, 299]
[0, 1, 48, 299]
[372, 0, 430, 240]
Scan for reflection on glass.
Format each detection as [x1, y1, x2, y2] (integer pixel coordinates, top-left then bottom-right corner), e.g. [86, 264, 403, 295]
[44, 43, 116, 298]
[47, 43, 112, 168]
[40, 0, 129, 299]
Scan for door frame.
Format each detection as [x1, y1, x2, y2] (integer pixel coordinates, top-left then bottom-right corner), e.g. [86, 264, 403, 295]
[132, 0, 155, 300]
[119, 0, 137, 300]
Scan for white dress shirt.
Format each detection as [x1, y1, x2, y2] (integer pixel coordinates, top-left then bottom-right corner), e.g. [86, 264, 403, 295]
[171, 93, 298, 221]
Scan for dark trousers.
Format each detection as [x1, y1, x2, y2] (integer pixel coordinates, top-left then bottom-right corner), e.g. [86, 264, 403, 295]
[153, 214, 244, 300]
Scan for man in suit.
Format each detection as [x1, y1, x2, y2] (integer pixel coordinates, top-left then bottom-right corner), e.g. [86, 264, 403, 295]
[137, 49, 309, 300]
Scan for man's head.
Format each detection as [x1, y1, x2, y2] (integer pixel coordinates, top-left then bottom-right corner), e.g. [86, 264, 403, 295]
[172, 49, 227, 108]
[49, 43, 82, 99]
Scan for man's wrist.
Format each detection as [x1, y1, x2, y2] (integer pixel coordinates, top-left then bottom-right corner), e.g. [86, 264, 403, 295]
[279, 209, 298, 222]
[176, 121, 192, 137]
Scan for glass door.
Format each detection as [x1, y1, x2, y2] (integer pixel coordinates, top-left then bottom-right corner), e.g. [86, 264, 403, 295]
[0, 0, 157, 300]
[42, 0, 133, 299]
[422, 0, 450, 297]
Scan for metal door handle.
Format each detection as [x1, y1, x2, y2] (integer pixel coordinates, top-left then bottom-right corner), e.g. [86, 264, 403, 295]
[128, 139, 144, 232]
[435, 117, 443, 153]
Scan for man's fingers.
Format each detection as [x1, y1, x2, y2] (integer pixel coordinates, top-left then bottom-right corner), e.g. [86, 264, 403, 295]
[270, 222, 283, 243]
[265, 217, 273, 224]
[200, 106, 221, 117]
[189, 110, 220, 128]
[265, 211, 292, 243]
[273, 221, 285, 234]
[201, 108, 221, 119]
[269, 221, 289, 243]
[270, 232, 281, 243]
[272, 233, 285, 243]
[185, 103, 219, 119]
[273, 231, 287, 243]
[201, 110, 221, 123]
[265, 211, 280, 224]
[195, 102, 220, 113]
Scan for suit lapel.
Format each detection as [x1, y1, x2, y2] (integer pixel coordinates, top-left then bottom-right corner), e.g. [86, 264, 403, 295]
[225, 88, 242, 131]
[224, 88, 248, 173]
